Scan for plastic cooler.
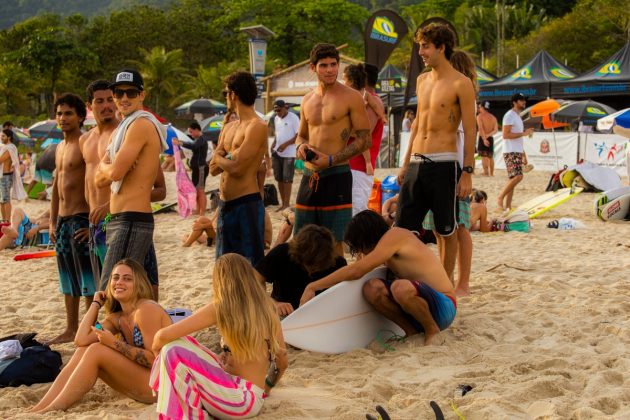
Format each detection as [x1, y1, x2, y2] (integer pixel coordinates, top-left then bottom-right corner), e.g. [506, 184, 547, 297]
[381, 175, 400, 206]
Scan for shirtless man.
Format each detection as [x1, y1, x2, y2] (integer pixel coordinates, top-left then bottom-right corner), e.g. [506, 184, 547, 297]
[80, 80, 117, 281]
[397, 24, 476, 280]
[95, 69, 167, 291]
[209, 71, 268, 265]
[476, 102, 498, 176]
[300, 210, 456, 345]
[293, 43, 371, 254]
[48, 93, 94, 344]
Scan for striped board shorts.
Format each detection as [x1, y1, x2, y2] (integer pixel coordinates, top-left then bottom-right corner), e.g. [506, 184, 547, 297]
[423, 197, 471, 230]
[294, 164, 352, 242]
[150, 336, 265, 420]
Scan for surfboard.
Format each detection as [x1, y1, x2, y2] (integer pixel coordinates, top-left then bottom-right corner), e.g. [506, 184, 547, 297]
[13, 249, 56, 261]
[151, 202, 177, 214]
[281, 267, 404, 354]
[594, 186, 630, 220]
[560, 170, 579, 188]
[515, 187, 584, 219]
[600, 194, 630, 221]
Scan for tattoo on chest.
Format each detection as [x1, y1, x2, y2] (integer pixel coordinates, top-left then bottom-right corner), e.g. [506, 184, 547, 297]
[340, 129, 350, 142]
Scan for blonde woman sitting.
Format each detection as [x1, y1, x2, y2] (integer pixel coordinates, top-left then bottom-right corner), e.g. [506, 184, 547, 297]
[30, 259, 172, 413]
[151, 253, 289, 419]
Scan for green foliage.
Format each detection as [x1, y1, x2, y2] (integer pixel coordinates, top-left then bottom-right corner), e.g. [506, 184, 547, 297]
[132, 47, 186, 113]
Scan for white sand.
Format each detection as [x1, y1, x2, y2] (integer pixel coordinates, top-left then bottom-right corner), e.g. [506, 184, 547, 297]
[1, 168, 629, 419]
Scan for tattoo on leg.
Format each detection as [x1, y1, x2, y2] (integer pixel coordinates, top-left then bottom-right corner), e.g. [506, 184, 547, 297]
[333, 129, 371, 164]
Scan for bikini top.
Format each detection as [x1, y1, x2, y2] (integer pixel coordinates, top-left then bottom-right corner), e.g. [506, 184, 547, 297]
[220, 337, 276, 364]
[118, 316, 144, 348]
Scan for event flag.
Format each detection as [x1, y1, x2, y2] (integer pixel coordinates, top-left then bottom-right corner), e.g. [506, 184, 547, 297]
[364, 10, 408, 71]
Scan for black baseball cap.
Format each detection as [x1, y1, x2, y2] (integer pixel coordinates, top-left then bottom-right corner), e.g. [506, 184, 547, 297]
[511, 93, 526, 103]
[110, 69, 144, 91]
[273, 100, 286, 108]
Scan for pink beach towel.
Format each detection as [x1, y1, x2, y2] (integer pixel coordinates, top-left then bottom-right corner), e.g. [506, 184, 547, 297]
[173, 144, 197, 218]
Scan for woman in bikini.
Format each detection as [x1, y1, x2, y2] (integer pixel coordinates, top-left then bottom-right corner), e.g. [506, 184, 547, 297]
[151, 253, 289, 419]
[469, 190, 492, 232]
[30, 259, 172, 413]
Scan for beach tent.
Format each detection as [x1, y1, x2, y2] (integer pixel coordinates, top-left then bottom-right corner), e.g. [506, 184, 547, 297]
[376, 64, 405, 94]
[551, 42, 630, 99]
[479, 50, 577, 101]
[476, 66, 497, 85]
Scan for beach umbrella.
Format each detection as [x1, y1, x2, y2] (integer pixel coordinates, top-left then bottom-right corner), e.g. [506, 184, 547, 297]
[28, 120, 63, 139]
[163, 124, 193, 157]
[175, 98, 227, 116]
[552, 100, 616, 126]
[40, 138, 62, 150]
[199, 114, 224, 144]
[596, 107, 630, 131]
[10, 128, 35, 148]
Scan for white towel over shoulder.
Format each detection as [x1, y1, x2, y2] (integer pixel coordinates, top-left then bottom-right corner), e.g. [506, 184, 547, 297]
[0, 143, 26, 201]
[107, 110, 168, 194]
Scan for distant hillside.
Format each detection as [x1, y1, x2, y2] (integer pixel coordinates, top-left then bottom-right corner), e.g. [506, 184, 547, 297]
[0, 0, 172, 29]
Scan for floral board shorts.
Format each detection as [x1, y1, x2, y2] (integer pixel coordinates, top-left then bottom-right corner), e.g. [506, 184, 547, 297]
[503, 152, 524, 179]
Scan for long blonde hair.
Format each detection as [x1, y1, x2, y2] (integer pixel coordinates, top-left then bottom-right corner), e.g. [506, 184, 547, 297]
[104, 258, 154, 314]
[450, 50, 478, 91]
[213, 253, 280, 363]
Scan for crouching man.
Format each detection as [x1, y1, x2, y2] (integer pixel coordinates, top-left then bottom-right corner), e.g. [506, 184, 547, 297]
[300, 210, 456, 345]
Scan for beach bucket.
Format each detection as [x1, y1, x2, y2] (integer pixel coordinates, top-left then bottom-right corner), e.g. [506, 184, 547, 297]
[368, 178, 382, 213]
[381, 175, 400, 206]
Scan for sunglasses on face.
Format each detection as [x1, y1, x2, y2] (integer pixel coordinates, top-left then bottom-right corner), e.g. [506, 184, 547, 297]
[113, 88, 141, 99]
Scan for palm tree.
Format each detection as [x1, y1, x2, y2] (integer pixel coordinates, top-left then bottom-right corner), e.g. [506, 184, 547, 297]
[132, 47, 185, 113]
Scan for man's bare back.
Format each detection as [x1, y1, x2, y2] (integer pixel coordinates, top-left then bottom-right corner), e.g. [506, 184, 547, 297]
[477, 111, 497, 138]
[298, 81, 370, 168]
[411, 70, 471, 155]
[212, 118, 267, 201]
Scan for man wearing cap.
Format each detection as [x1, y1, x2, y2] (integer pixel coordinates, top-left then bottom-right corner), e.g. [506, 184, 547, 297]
[476, 101, 498, 176]
[95, 69, 168, 293]
[497, 93, 533, 211]
[270, 100, 299, 211]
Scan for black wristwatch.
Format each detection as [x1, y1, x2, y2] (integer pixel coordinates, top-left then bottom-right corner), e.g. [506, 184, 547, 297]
[462, 166, 473, 173]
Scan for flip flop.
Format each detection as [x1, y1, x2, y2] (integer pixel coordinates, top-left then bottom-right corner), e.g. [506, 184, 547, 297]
[365, 405, 391, 420]
[430, 401, 445, 420]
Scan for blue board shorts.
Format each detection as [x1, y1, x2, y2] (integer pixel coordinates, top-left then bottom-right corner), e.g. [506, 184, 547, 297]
[381, 271, 456, 332]
[216, 192, 264, 265]
[55, 214, 95, 297]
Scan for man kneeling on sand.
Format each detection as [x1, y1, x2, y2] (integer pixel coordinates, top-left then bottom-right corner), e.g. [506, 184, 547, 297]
[300, 210, 456, 345]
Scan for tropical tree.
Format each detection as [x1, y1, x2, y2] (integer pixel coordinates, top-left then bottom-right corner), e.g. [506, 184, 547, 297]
[133, 47, 185, 113]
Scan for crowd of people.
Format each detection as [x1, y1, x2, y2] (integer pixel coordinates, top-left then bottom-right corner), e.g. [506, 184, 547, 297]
[0, 22, 543, 418]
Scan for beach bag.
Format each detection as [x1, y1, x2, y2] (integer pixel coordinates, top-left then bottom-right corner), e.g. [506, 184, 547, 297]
[0, 332, 41, 348]
[263, 184, 279, 207]
[0, 345, 62, 387]
[546, 166, 567, 192]
[368, 178, 382, 213]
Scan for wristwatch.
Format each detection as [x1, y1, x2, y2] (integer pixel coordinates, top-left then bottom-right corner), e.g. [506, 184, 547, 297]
[462, 166, 473, 173]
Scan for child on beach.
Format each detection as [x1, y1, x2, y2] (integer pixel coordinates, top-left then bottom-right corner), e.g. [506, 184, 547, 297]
[150, 253, 288, 419]
[30, 259, 172, 413]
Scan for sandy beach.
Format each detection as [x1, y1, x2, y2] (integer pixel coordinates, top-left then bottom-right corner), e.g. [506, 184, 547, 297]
[1, 168, 629, 419]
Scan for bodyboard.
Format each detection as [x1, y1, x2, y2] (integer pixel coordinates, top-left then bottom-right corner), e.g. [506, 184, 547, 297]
[281, 267, 404, 354]
[594, 186, 630, 220]
[516, 187, 584, 219]
[13, 249, 56, 261]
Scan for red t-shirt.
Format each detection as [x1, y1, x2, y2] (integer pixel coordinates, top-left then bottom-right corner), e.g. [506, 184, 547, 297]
[349, 91, 384, 173]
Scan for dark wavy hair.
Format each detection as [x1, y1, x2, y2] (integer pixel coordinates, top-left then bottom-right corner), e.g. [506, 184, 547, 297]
[416, 23, 456, 60]
[309, 43, 339, 66]
[364, 63, 379, 87]
[343, 64, 366, 90]
[289, 224, 337, 273]
[344, 210, 390, 256]
[224, 71, 257, 106]
[2, 129, 14, 142]
[86, 80, 111, 103]
[54, 93, 87, 127]
[471, 189, 488, 203]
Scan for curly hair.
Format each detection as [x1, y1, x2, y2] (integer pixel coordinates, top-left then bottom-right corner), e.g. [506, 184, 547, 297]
[450, 50, 478, 91]
[54, 93, 87, 127]
[344, 210, 390, 256]
[343, 64, 367, 90]
[288, 224, 337, 273]
[309, 43, 339, 66]
[223, 71, 257, 106]
[416, 23, 456, 60]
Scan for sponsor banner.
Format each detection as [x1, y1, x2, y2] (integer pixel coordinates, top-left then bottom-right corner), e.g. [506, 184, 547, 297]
[493, 132, 579, 171]
[583, 133, 628, 177]
[248, 39, 267, 78]
[364, 10, 408, 71]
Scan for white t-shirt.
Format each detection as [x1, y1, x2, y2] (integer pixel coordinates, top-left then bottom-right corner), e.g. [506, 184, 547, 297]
[502, 109, 524, 153]
[273, 112, 300, 158]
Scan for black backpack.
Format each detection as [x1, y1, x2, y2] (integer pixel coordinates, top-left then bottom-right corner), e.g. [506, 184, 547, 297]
[0, 333, 62, 387]
[263, 184, 279, 207]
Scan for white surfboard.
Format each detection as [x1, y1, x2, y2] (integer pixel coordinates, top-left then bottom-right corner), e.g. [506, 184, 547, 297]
[594, 186, 630, 220]
[281, 267, 404, 354]
[600, 193, 630, 221]
[515, 187, 584, 219]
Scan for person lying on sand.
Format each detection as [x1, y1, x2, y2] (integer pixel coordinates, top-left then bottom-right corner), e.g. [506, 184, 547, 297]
[300, 210, 456, 345]
[30, 259, 172, 413]
[0, 207, 50, 250]
[151, 253, 288, 419]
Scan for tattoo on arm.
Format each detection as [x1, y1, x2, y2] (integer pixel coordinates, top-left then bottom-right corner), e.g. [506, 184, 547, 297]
[114, 340, 152, 368]
[340, 129, 350, 142]
[333, 129, 371, 164]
